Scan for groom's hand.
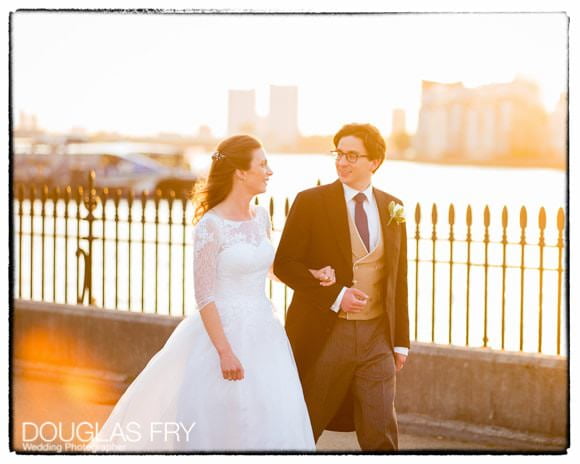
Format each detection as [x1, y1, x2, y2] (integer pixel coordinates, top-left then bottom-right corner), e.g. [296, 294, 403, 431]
[340, 288, 369, 313]
[394, 353, 407, 372]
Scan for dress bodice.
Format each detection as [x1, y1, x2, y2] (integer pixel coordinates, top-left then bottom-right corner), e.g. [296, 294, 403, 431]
[193, 206, 274, 310]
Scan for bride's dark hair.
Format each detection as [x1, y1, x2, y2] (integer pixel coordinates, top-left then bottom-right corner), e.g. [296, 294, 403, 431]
[192, 134, 262, 224]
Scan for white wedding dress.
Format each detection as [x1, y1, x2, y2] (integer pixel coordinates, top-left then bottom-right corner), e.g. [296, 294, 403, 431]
[86, 205, 315, 452]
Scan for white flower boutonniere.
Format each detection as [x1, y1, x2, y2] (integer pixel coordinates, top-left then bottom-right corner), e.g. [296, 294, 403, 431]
[387, 201, 405, 226]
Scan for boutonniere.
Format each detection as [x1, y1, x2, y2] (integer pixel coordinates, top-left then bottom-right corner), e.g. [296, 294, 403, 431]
[387, 201, 405, 226]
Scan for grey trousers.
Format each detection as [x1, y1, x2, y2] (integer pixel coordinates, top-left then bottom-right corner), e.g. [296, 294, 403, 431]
[302, 315, 398, 451]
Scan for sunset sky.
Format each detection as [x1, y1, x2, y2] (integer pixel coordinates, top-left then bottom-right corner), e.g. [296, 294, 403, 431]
[12, 12, 568, 137]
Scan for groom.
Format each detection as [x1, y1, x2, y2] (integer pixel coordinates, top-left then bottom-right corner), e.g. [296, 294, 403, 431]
[273, 123, 410, 451]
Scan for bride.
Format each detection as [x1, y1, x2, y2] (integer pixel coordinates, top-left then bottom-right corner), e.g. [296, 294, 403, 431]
[85, 135, 336, 452]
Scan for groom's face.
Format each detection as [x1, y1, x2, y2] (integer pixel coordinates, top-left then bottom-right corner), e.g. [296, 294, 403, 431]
[335, 135, 379, 190]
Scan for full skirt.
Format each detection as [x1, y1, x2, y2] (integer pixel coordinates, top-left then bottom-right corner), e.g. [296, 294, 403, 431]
[85, 299, 315, 452]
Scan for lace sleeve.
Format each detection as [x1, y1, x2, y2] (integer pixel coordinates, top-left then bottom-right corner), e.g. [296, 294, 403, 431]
[193, 214, 221, 310]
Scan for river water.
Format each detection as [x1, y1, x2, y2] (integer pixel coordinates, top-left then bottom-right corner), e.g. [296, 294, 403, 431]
[14, 154, 568, 356]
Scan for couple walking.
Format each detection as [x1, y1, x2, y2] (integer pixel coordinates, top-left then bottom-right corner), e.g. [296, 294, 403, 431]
[86, 123, 410, 452]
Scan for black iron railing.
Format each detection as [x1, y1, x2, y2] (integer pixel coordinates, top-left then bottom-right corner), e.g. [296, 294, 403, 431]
[411, 202, 566, 355]
[13, 171, 567, 355]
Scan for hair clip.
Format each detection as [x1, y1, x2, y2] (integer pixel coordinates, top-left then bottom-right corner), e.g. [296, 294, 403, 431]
[211, 151, 225, 161]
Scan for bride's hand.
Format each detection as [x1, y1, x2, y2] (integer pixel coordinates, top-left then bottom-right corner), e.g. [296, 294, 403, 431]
[308, 266, 336, 286]
[219, 350, 245, 381]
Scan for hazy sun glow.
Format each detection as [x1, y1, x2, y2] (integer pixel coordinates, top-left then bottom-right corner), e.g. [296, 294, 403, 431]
[12, 12, 567, 137]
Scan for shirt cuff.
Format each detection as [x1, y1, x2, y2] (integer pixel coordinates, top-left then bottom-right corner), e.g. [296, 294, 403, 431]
[394, 346, 409, 356]
[330, 287, 348, 312]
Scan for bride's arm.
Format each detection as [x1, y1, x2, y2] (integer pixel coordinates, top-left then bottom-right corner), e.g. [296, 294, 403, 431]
[199, 304, 244, 381]
[198, 303, 233, 355]
[268, 265, 281, 282]
[262, 208, 333, 285]
[194, 216, 244, 380]
[273, 191, 342, 311]
[262, 207, 282, 283]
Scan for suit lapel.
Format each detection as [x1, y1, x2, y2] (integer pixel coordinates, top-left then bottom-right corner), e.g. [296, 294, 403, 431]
[374, 188, 401, 278]
[323, 180, 352, 268]
[322, 182, 402, 273]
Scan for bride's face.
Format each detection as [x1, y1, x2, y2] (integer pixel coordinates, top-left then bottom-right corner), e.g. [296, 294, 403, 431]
[238, 148, 273, 195]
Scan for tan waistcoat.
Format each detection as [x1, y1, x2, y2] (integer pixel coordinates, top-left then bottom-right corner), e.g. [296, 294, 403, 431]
[338, 209, 385, 320]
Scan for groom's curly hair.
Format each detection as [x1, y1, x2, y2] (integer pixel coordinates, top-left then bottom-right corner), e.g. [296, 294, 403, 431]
[333, 123, 386, 173]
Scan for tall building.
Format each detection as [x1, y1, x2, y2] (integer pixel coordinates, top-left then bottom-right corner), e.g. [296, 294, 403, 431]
[227, 89, 257, 136]
[267, 85, 299, 147]
[197, 124, 213, 142]
[14, 111, 41, 136]
[414, 77, 549, 162]
[388, 108, 412, 159]
[549, 92, 567, 161]
[391, 108, 407, 135]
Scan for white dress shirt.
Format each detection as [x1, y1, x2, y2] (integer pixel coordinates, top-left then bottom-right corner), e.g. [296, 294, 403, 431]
[329, 182, 409, 357]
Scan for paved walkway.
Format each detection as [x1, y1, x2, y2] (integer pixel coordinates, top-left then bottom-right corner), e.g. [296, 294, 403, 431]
[10, 373, 527, 453]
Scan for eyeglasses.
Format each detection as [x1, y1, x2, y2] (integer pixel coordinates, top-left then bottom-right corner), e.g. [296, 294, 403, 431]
[330, 150, 370, 163]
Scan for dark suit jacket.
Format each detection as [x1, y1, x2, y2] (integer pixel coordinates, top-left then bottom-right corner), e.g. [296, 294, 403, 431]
[273, 179, 410, 431]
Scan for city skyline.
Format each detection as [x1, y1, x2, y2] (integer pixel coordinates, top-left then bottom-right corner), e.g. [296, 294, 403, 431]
[12, 13, 567, 138]
[13, 82, 567, 142]
[413, 77, 566, 163]
[227, 85, 299, 147]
